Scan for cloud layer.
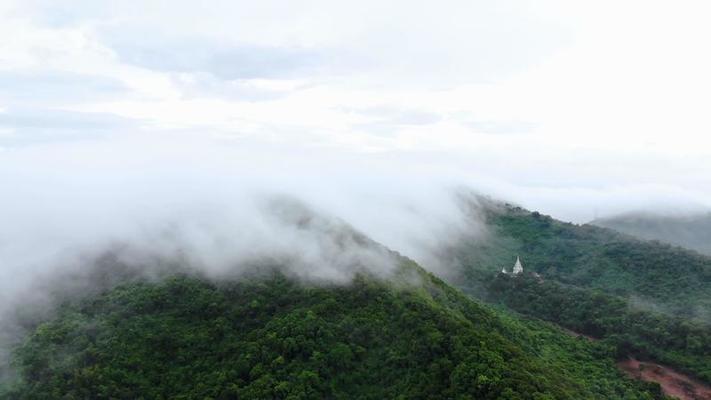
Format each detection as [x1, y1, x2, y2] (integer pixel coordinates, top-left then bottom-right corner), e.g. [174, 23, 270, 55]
[2, 0, 710, 223]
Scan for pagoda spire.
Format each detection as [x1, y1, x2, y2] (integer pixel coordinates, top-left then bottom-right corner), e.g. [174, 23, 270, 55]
[513, 256, 524, 275]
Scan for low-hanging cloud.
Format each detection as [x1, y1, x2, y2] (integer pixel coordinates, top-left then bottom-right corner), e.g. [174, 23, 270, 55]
[0, 130, 484, 318]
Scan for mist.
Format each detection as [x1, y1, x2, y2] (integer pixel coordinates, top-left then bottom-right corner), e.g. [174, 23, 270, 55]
[1, 130, 493, 318]
[593, 211, 711, 256]
[3, 127, 709, 331]
[0, 132, 500, 381]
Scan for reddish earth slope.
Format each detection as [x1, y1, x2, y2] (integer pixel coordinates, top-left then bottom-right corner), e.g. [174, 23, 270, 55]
[618, 358, 711, 400]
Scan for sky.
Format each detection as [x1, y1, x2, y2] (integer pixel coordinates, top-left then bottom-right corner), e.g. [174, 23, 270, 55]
[2, 0, 711, 239]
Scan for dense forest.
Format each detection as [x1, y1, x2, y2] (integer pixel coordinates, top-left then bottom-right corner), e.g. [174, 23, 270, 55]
[450, 197, 711, 385]
[487, 274, 711, 383]
[0, 262, 665, 399]
[453, 198, 711, 319]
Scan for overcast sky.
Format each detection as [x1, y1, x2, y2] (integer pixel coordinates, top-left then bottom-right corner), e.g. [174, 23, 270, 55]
[2, 0, 711, 222]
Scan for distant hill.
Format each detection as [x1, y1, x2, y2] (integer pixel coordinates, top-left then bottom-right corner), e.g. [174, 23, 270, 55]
[592, 212, 711, 256]
[0, 261, 663, 398]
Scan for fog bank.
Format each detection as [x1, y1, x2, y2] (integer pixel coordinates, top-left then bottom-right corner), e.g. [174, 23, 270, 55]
[1, 133, 488, 315]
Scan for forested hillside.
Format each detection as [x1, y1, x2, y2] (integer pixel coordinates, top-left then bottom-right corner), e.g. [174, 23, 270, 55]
[488, 274, 711, 383]
[454, 198, 711, 319]
[0, 262, 664, 399]
[450, 197, 711, 385]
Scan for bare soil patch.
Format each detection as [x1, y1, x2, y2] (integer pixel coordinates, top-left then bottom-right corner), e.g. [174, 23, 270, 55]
[618, 358, 711, 400]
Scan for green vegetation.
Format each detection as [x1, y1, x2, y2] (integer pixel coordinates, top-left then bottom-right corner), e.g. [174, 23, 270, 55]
[456, 201, 711, 318]
[488, 274, 711, 382]
[451, 199, 711, 384]
[3, 198, 707, 398]
[1, 264, 664, 399]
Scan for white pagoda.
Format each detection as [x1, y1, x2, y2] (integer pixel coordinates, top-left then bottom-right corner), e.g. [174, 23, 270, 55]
[501, 256, 524, 275]
[512, 256, 524, 275]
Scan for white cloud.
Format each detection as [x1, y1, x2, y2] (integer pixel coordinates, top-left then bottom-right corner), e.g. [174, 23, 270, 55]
[0, 0, 709, 224]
